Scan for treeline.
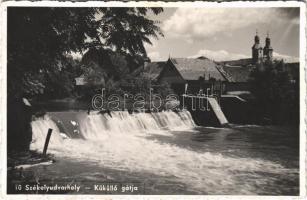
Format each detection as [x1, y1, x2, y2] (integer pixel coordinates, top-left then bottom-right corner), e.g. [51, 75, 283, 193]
[249, 60, 299, 125]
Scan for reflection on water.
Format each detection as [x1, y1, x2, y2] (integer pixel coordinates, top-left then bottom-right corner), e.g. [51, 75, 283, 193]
[30, 111, 299, 195]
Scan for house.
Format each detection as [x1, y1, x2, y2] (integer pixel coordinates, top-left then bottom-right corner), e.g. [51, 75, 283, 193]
[223, 65, 252, 94]
[157, 57, 227, 95]
[75, 74, 87, 86]
[216, 64, 253, 95]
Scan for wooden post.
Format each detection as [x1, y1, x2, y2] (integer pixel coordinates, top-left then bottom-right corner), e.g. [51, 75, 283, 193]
[43, 128, 53, 156]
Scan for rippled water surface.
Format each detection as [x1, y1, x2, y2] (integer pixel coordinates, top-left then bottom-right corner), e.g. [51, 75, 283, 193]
[29, 111, 299, 195]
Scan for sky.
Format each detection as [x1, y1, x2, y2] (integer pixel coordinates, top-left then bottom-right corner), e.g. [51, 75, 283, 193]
[145, 7, 300, 62]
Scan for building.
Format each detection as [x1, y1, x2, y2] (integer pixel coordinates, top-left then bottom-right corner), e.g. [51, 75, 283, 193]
[252, 32, 263, 64]
[252, 31, 274, 64]
[157, 57, 226, 95]
[219, 31, 276, 95]
[263, 34, 273, 62]
[75, 32, 298, 101]
[143, 31, 299, 98]
[142, 61, 166, 80]
[216, 64, 253, 95]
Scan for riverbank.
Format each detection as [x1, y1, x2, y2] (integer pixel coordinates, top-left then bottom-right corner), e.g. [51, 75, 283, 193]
[7, 150, 55, 194]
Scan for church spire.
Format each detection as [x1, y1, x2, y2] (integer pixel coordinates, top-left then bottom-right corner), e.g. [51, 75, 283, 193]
[264, 30, 273, 61]
[254, 29, 260, 44]
[252, 29, 262, 64]
[265, 31, 271, 46]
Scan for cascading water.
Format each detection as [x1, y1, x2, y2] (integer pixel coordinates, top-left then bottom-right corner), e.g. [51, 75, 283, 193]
[79, 110, 195, 140]
[30, 110, 298, 195]
[31, 115, 64, 151]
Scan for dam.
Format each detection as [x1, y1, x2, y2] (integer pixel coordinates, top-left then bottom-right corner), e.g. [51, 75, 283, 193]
[181, 94, 229, 127]
[28, 110, 299, 195]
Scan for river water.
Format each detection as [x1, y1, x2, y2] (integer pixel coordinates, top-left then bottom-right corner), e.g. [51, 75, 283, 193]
[30, 110, 299, 195]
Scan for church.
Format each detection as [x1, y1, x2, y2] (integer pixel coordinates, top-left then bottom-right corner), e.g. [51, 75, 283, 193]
[142, 31, 298, 98]
[139, 32, 299, 124]
[252, 32, 274, 64]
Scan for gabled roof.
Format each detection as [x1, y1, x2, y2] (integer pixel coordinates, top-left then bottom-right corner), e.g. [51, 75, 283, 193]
[219, 65, 253, 82]
[169, 58, 226, 81]
[143, 62, 166, 80]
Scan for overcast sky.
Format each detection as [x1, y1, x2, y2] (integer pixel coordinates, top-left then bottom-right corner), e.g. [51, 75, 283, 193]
[145, 7, 300, 62]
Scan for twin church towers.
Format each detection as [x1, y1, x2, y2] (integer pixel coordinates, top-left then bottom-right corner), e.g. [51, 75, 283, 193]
[252, 31, 273, 64]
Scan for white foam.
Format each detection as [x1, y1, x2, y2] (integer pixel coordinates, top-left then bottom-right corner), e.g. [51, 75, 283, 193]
[30, 111, 297, 194]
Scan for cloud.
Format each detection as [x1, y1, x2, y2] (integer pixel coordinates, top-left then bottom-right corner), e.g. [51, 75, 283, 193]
[144, 39, 158, 51]
[148, 51, 162, 61]
[275, 7, 300, 23]
[163, 8, 299, 42]
[273, 52, 299, 63]
[190, 48, 299, 63]
[144, 38, 166, 61]
[190, 49, 248, 61]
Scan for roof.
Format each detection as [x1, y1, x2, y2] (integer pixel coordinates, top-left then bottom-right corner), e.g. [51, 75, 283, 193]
[169, 58, 226, 81]
[143, 62, 166, 80]
[219, 65, 253, 82]
[218, 58, 253, 66]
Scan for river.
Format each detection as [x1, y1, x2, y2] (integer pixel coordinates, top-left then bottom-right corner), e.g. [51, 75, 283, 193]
[28, 110, 299, 195]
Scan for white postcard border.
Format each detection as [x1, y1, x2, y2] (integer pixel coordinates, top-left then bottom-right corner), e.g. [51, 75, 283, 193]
[0, 1, 306, 199]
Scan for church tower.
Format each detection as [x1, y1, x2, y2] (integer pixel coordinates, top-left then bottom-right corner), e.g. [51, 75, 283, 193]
[252, 31, 263, 64]
[263, 32, 273, 62]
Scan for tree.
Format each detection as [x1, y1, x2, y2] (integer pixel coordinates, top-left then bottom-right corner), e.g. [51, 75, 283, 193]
[7, 7, 164, 152]
[8, 7, 163, 98]
[8, 8, 95, 98]
[249, 60, 299, 125]
[39, 56, 83, 100]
